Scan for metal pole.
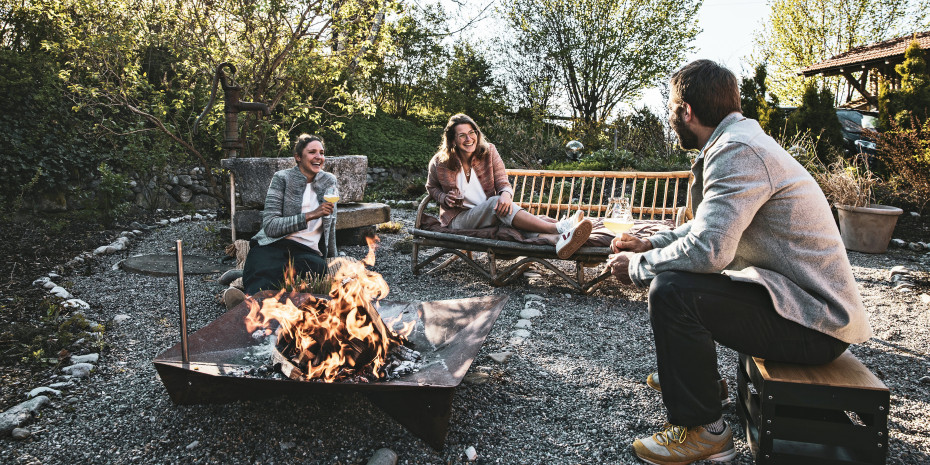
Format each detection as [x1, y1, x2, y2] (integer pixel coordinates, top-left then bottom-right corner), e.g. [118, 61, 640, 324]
[229, 172, 237, 242]
[176, 240, 189, 363]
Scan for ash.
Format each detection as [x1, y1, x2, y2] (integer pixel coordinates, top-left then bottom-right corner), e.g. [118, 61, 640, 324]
[384, 344, 422, 380]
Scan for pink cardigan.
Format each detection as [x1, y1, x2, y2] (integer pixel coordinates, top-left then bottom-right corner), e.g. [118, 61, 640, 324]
[425, 144, 514, 227]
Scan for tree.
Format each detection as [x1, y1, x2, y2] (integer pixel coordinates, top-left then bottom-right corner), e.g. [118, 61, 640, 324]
[879, 40, 930, 130]
[786, 83, 844, 161]
[495, 35, 560, 122]
[753, 0, 928, 104]
[505, 0, 700, 127]
[740, 63, 786, 136]
[440, 43, 506, 124]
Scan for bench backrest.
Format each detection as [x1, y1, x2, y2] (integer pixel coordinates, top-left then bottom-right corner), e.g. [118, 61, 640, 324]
[506, 169, 692, 222]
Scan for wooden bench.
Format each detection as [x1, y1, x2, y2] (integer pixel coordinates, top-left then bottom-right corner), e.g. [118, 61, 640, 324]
[736, 351, 890, 464]
[410, 169, 692, 293]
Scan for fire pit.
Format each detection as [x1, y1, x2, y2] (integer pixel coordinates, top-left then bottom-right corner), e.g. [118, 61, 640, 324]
[153, 292, 507, 449]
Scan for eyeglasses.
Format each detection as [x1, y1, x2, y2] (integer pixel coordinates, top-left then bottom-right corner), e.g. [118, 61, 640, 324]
[456, 130, 477, 141]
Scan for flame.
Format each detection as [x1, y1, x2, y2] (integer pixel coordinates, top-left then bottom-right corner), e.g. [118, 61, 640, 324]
[243, 235, 414, 382]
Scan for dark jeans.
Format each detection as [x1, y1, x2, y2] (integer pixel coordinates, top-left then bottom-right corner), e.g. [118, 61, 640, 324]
[242, 239, 326, 295]
[649, 270, 849, 427]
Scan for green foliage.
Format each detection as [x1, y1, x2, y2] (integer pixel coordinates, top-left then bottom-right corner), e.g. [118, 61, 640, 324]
[740, 63, 786, 136]
[785, 84, 844, 162]
[325, 111, 436, 170]
[879, 41, 930, 130]
[752, 0, 926, 104]
[545, 148, 690, 172]
[95, 163, 132, 223]
[483, 115, 565, 169]
[439, 44, 506, 124]
[505, 0, 701, 126]
[613, 107, 688, 161]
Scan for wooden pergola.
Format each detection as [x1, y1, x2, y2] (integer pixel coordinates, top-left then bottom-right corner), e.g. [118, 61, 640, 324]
[799, 31, 930, 111]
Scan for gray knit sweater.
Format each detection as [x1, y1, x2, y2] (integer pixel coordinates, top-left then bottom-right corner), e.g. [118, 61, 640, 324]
[251, 166, 338, 258]
[629, 114, 872, 344]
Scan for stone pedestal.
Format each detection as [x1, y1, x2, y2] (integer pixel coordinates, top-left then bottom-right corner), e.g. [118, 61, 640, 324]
[221, 156, 389, 243]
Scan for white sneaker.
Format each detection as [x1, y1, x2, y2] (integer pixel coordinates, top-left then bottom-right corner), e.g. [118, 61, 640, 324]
[555, 216, 593, 259]
[223, 287, 246, 310]
[555, 211, 585, 234]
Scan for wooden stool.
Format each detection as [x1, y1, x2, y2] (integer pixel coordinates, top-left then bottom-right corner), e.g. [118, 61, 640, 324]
[736, 351, 889, 464]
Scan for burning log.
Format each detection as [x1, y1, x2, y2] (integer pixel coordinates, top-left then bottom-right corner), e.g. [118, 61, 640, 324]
[244, 237, 417, 383]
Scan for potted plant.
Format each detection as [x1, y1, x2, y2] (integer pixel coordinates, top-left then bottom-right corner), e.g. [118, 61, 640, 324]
[815, 158, 902, 253]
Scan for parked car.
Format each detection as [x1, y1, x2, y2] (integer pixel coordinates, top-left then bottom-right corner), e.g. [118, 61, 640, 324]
[835, 109, 879, 158]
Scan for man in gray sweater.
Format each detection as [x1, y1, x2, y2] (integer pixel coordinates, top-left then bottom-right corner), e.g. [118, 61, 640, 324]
[608, 60, 872, 465]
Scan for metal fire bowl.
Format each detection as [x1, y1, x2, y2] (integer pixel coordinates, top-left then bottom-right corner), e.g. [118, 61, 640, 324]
[153, 292, 508, 450]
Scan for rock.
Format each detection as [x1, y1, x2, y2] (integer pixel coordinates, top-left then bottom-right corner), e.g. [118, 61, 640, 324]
[465, 445, 478, 461]
[71, 353, 99, 364]
[524, 300, 546, 310]
[511, 329, 531, 339]
[177, 175, 193, 187]
[191, 194, 219, 210]
[279, 441, 296, 450]
[490, 352, 513, 363]
[48, 271, 60, 279]
[515, 319, 532, 329]
[170, 217, 181, 224]
[909, 211, 920, 217]
[158, 219, 169, 226]
[49, 286, 72, 299]
[112, 314, 131, 325]
[11, 428, 31, 440]
[524, 294, 546, 302]
[889, 265, 909, 279]
[908, 242, 923, 251]
[463, 372, 490, 385]
[93, 245, 110, 255]
[129, 221, 147, 230]
[919, 376, 930, 384]
[920, 294, 930, 305]
[186, 440, 199, 450]
[520, 308, 542, 319]
[32, 277, 49, 287]
[366, 447, 398, 465]
[119, 231, 133, 238]
[893, 282, 914, 292]
[132, 229, 143, 235]
[49, 382, 74, 390]
[42, 280, 56, 289]
[217, 269, 244, 286]
[62, 363, 94, 378]
[27, 387, 61, 398]
[62, 299, 90, 310]
[509, 336, 526, 345]
[0, 396, 49, 435]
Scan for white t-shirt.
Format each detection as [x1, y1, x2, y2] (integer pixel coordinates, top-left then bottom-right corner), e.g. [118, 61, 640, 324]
[286, 183, 323, 253]
[457, 168, 487, 208]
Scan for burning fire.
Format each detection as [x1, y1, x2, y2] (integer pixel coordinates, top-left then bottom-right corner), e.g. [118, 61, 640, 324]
[243, 236, 415, 382]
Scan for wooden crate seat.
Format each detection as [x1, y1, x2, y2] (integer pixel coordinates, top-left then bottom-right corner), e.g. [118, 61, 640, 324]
[736, 350, 890, 464]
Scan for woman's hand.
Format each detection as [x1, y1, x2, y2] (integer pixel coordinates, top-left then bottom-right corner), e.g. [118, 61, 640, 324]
[304, 202, 334, 222]
[610, 233, 653, 254]
[495, 191, 514, 216]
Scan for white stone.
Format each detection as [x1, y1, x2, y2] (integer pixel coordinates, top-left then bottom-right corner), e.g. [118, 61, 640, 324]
[0, 396, 49, 435]
[890, 238, 906, 248]
[62, 299, 90, 310]
[49, 286, 72, 299]
[11, 428, 30, 440]
[32, 277, 50, 287]
[465, 446, 478, 461]
[524, 294, 546, 301]
[508, 336, 525, 345]
[520, 308, 542, 319]
[119, 231, 133, 238]
[112, 314, 131, 325]
[489, 352, 513, 363]
[47, 272, 60, 279]
[42, 280, 56, 289]
[132, 229, 143, 235]
[515, 319, 532, 329]
[186, 440, 200, 450]
[170, 217, 180, 224]
[115, 236, 130, 245]
[183, 214, 192, 221]
[158, 219, 169, 225]
[27, 387, 61, 398]
[93, 245, 109, 255]
[909, 211, 921, 217]
[511, 329, 531, 338]
[921, 294, 930, 305]
[908, 242, 924, 251]
[62, 363, 94, 378]
[524, 300, 546, 310]
[49, 382, 73, 390]
[71, 353, 99, 364]
[105, 246, 120, 254]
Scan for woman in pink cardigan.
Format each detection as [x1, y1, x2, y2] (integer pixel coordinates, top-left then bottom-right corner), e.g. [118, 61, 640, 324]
[425, 113, 592, 259]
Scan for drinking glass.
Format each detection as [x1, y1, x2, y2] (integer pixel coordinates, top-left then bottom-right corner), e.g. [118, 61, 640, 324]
[447, 188, 463, 207]
[604, 197, 634, 235]
[323, 186, 339, 218]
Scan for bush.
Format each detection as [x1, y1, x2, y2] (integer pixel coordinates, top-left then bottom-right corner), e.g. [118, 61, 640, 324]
[873, 117, 930, 212]
[545, 148, 690, 172]
[879, 41, 930, 130]
[785, 84, 844, 162]
[483, 115, 565, 168]
[324, 111, 437, 171]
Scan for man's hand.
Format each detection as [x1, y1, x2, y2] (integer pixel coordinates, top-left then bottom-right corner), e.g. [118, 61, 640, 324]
[495, 191, 514, 216]
[611, 233, 653, 254]
[606, 252, 634, 285]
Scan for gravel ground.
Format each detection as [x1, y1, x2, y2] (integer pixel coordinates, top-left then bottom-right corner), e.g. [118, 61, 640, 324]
[2, 208, 930, 464]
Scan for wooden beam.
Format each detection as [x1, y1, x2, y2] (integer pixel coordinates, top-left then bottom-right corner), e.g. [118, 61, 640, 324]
[841, 70, 878, 108]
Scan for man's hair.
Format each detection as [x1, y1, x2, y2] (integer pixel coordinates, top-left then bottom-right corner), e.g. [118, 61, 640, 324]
[294, 134, 324, 157]
[670, 60, 741, 128]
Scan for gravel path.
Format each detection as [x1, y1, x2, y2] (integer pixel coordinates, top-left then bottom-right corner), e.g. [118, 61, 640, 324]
[2, 208, 930, 464]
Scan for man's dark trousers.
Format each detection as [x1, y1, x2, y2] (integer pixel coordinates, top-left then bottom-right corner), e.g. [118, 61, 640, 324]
[649, 270, 850, 426]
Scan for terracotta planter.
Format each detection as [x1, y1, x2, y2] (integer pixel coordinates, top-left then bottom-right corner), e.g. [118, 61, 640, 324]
[835, 204, 903, 253]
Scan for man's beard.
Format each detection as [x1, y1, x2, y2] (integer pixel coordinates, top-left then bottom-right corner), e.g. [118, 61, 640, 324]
[670, 107, 700, 150]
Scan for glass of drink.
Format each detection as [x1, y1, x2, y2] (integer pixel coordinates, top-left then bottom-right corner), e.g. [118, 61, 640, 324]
[603, 196, 634, 235]
[447, 188, 463, 208]
[323, 186, 340, 218]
